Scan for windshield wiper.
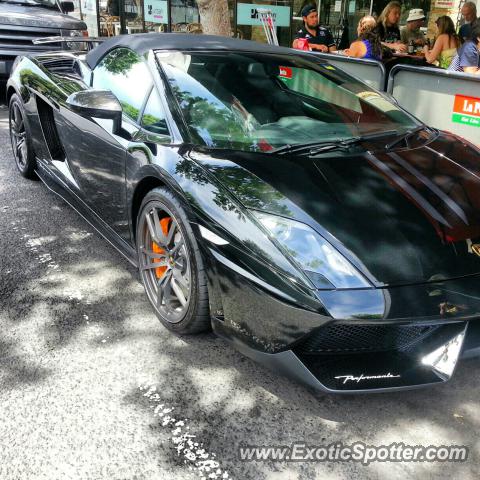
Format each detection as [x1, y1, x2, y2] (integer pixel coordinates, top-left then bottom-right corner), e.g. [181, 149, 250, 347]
[385, 126, 430, 151]
[269, 129, 399, 156]
[269, 140, 344, 156]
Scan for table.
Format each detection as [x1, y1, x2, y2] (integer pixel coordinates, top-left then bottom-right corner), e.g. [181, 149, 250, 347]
[384, 53, 432, 77]
[392, 52, 428, 63]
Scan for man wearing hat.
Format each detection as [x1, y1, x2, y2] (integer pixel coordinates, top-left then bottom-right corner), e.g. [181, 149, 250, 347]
[401, 9, 427, 46]
[292, 5, 337, 52]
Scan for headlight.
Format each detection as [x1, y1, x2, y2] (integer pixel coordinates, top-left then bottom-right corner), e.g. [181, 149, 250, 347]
[61, 29, 88, 51]
[62, 29, 88, 37]
[253, 212, 371, 289]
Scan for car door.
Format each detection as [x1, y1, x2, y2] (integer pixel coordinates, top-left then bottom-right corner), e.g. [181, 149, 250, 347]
[124, 81, 177, 237]
[56, 47, 153, 243]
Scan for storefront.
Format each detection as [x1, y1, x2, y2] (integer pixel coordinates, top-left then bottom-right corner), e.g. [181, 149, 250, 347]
[70, 0, 470, 47]
[70, 0, 294, 45]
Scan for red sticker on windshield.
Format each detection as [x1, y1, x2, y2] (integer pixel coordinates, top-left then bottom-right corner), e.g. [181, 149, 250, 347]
[258, 138, 273, 152]
[279, 66, 292, 79]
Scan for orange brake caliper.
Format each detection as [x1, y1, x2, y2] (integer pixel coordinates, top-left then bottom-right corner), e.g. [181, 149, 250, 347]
[152, 217, 172, 279]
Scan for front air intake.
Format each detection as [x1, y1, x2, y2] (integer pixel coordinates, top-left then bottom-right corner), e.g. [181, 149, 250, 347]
[297, 323, 439, 354]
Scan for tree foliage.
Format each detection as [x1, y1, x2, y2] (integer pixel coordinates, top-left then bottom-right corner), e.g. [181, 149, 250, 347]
[100, 48, 140, 75]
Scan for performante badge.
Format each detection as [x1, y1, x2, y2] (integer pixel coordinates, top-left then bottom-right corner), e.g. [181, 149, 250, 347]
[472, 244, 480, 257]
[334, 373, 401, 385]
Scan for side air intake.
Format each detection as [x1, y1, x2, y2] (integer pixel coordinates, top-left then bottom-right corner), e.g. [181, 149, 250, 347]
[36, 95, 65, 162]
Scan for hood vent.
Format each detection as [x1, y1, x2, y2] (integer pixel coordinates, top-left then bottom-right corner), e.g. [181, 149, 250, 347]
[38, 57, 78, 74]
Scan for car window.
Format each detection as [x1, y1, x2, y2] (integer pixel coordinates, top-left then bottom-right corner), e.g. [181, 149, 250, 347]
[92, 47, 152, 122]
[157, 51, 419, 152]
[140, 88, 169, 135]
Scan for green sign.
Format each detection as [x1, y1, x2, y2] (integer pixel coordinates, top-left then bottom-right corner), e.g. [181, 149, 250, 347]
[144, 0, 168, 24]
[237, 3, 291, 27]
[452, 113, 480, 128]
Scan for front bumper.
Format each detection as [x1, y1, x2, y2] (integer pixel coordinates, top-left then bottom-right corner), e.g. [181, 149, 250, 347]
[215, 315, 476, 393]
[207, 249, 480, 393]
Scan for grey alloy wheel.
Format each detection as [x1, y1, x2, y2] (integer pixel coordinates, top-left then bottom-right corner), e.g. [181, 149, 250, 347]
[139, 203, 192, 323]
[136, 188, 210, 334]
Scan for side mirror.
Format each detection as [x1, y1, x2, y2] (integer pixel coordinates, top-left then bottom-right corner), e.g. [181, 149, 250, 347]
[66, 90, 122, 135]
[60, 1, 75, 13]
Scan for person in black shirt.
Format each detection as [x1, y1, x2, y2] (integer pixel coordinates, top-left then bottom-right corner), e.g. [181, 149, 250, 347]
[292, 5, 337, 52]
[377, 1, 407, 53]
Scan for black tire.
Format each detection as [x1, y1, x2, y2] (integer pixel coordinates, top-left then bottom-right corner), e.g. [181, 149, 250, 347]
[136, 187, 211, 334]
[8, 93, 36, 179]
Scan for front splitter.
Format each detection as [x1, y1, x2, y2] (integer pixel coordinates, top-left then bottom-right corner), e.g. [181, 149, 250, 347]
[214, 319, 470, 394]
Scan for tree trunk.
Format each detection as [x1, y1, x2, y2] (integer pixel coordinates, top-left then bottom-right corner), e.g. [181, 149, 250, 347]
[196, 0, 232, 36]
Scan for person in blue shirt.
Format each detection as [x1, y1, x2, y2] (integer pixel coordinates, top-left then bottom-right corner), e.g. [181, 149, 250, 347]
[458, 2, 477, 42]
[448, 22, 480, 74]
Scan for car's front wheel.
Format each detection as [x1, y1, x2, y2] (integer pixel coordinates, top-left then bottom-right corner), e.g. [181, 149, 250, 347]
[136, 188, 211, 334]
[9, 93, 36, 179]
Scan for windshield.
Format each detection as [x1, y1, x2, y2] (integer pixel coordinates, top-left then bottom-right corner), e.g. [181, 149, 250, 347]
[0, 0, 58, 7]
[157, 51, 419, 152]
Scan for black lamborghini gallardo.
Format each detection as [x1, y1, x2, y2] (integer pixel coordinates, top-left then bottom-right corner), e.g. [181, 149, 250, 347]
[7, 33, 480, 393]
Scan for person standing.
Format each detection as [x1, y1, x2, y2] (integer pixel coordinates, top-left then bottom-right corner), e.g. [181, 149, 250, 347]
[292, 5, 337, 52]
[401, 9, 426, 46]
[459, 1, 478, 42]
[377, 1, 407, 52]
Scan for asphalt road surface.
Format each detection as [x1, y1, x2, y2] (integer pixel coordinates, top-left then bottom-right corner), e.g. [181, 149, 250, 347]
[0, 93, 479, 480]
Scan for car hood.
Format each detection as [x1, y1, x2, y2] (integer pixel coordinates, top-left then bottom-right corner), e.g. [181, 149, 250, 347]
[0, 3, 86, 29]
[192, 132, 480, 287]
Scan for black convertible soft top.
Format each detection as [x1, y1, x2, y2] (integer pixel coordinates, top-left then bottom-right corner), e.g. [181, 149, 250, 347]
[85, 33, 307, 70]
